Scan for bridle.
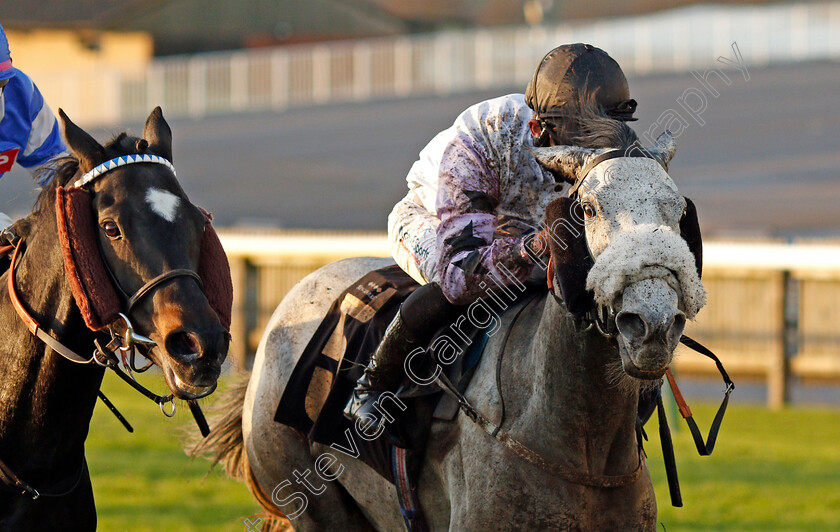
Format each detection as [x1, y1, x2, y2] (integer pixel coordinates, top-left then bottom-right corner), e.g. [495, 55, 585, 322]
[0, 154, 213, 499]
[98, 237, 204, 375]
[435, 293, 645, 489]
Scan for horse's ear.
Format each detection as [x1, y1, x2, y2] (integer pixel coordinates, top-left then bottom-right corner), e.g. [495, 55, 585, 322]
[527, 145, 594, 184]
[58, 108, 105, 174]
[642, 131, 677, 171]
[143, 107, 173, 162]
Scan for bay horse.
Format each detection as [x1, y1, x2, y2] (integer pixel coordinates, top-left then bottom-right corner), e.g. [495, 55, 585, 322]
[196, 119, 706, 530]
[0, 108, 231, 530]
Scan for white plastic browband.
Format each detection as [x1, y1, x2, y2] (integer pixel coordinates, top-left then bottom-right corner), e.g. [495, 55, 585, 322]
[74, 154, 176, 188]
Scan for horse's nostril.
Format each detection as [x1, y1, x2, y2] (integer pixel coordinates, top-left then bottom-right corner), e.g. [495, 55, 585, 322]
[616, 312, 648, 341]
[668, 312, 687, 345]
[165, 330, 202, 358]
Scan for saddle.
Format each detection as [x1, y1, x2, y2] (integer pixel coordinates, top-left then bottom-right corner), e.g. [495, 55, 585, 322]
[275, 265, 536, 483]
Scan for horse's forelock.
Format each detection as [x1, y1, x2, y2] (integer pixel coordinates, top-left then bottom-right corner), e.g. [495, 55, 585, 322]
[106, 132, 140, 156]
[569, 97, 638, 150]
[546, 92, 639, 150]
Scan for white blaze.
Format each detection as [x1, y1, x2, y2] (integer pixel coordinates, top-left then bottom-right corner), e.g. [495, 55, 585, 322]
[146, 187, 181, 222]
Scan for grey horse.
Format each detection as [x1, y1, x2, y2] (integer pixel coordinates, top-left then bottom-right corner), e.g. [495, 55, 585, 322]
[193, 130, 705, 531]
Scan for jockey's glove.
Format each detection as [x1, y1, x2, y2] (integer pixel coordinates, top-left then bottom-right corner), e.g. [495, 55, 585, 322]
[519, 229, 551, 263]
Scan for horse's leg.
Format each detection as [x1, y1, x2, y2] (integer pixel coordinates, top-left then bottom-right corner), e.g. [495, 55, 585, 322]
[246, 422, 374, 531]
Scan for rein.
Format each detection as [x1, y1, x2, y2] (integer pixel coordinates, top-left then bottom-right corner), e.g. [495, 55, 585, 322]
[436, 293, 646, 489]
[7, 236, 178, 409]
[438, 284, 734, 497]
[0, 456, 87, 500]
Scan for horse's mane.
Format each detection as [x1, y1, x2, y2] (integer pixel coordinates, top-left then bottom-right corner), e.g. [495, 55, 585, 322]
[549, 93, 639, 150]
[29, 132, 146, 226]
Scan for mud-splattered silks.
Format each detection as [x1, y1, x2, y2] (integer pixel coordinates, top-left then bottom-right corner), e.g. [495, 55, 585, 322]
[387, 94, 563, 296]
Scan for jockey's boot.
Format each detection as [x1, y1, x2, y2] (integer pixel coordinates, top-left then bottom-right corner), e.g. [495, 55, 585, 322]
[343, 310, 419, 448]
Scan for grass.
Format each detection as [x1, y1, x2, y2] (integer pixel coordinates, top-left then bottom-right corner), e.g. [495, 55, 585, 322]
[87, 374, 840, 531]
[647, 401, 840, 531]
[88, 373, 260, 532]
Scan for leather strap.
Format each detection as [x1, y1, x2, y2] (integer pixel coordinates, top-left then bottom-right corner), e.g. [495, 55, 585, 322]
[0, 456, 86, 500]
[670, 335, 734, 456]
[652, 335, 734, 507]
[657, 395, 682, 507]
[126, 269, 202, 313]
[7, 241, 92, 364]
[492, 292, 539, 438]
[438, 371, 645, 488]
[188, 399, 211, 438]
[436, 292, 645, 488]
[97, 391, 134, 433]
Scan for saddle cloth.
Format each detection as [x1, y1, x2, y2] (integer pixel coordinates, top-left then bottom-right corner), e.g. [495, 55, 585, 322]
[274, 265, 536, 482]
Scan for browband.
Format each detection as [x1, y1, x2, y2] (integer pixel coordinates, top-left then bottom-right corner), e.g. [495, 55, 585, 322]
[74, 154, 176, 188]
[568, 145, 660, 198]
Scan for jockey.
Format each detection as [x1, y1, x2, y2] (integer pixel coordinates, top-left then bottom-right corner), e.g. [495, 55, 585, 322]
[345, 44, 640, 443]
[0, 22, 66, 231]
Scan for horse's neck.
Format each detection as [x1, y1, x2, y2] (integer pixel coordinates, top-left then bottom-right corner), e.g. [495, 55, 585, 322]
[510, 295, 639, 475]
[0, 216, 105, 476]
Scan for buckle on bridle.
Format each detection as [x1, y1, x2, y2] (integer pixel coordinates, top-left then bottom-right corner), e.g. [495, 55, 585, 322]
[110, 313, 156, 352]
[582, 305, 616, 338]
[92, 338, 119, 367]
[108, 313, 156, 375]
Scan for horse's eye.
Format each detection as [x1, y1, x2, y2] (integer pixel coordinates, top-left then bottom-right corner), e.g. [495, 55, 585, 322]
[582, 202, 596, 220]
[101, 221, 122, 240]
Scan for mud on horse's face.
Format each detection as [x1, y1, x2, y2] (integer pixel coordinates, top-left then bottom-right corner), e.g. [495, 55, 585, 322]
[534, 132, 705, 380]
[58, 108, 231, 399]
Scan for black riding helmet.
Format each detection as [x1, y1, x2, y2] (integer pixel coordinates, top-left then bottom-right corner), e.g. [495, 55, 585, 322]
[525, 44, 637, 145]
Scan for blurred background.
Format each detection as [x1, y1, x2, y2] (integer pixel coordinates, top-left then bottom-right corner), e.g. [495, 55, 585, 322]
[1, 2, 839, 529]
